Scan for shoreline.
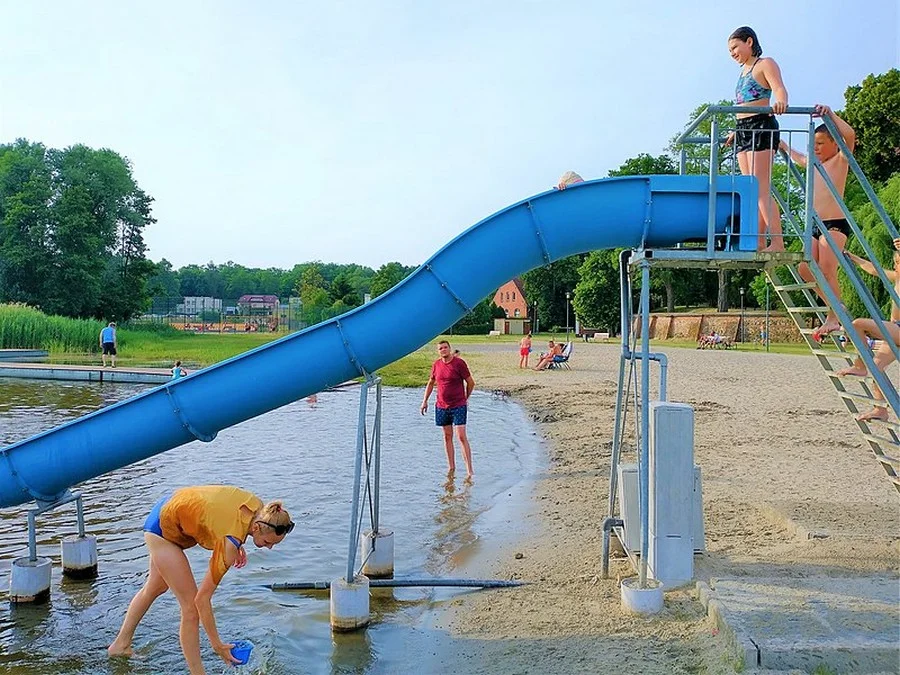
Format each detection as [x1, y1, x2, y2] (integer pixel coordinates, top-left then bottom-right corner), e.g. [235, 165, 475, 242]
[427, 341, 899, 674]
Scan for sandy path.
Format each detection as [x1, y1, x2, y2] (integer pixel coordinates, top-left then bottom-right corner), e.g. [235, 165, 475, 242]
[431, 341, 899, 674]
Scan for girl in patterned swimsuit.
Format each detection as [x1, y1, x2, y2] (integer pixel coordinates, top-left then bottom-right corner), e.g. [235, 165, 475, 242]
[724, 26, 790, 252]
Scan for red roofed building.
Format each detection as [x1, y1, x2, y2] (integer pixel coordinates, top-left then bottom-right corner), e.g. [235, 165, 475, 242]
[493, 279, 528, 319]
[237, 294, 280, 316]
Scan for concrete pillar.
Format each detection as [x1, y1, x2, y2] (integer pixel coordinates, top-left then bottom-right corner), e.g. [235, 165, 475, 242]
[620, 577, 663, 614]
[61, 535, 98, 579]
[330, 575, 370, 631]
[9, 557, 52, 603]
[359, 529, 394, 579]
[648, 401, 695, 588]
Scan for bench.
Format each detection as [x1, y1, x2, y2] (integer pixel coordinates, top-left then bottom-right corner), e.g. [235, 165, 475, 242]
[586, 332, 610, 342]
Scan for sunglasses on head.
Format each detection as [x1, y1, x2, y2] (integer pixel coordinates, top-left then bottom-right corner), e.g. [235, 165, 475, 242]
[260, 520, 295, 536]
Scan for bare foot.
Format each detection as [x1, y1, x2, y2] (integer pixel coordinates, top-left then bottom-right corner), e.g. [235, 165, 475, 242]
[760, 244, 785, 253]
[107, 642, 133, 658]
[856, 408, 889, 423]
[836, 365, 868, 377]
[813, 321, 841, 341]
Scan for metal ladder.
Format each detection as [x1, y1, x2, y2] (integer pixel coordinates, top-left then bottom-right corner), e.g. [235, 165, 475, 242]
[767, 262, 900, 491]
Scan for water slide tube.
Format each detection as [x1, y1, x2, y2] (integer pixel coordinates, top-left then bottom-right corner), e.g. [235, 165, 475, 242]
[0, 174, 757, 508]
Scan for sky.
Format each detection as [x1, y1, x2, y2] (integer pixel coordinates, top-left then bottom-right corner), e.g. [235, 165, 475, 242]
[1, 1, 898, 271]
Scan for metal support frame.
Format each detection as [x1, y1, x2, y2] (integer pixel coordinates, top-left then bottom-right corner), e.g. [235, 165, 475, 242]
[345, 377, 383, 583]
[26, 491, 84, 562]
[601, 250, 669, 581]
[602, 102, 900, 577]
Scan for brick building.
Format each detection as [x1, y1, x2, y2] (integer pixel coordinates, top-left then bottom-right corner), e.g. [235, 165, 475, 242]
[493, 279, 529, 318]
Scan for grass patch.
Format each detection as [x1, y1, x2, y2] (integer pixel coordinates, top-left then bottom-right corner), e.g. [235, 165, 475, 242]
[50, 332, 280, 369]
[376, 349, 434, 387]
[0, 303, 106, 352]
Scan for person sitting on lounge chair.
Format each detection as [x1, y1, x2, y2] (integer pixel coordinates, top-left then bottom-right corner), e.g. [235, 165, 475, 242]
[534, 341, 564, 371]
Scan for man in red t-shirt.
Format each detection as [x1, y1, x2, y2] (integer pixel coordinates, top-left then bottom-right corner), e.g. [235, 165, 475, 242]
[420, 340, 476, 477]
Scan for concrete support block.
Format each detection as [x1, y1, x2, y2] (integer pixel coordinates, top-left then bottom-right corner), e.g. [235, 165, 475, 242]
[330, 575, 370, 632]
[10, 557, 52, 603]
[61, 535, 98, 579]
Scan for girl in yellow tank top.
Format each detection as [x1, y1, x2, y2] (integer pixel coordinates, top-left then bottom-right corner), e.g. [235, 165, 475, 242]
[108, 485, 294, 673]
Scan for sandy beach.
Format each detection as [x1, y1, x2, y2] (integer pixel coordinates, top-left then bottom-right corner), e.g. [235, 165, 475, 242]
[432, 341, 899, 674]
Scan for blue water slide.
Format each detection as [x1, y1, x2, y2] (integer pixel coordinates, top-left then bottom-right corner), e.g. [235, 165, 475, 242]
[0, 175, 757, 508]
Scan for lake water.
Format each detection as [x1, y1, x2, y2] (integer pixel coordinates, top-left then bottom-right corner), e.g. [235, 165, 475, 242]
[0, 379, 544, 674]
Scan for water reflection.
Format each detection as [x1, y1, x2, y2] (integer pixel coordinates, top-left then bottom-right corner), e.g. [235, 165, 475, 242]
[434, 477, 482, 572]
[331, 628, 375, 674]
[0, 380, 544, 673]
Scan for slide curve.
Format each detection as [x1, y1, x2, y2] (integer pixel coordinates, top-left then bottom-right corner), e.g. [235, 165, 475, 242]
[0, 174, 756, 508]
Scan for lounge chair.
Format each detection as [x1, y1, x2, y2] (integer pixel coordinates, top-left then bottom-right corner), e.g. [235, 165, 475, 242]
[549, 342, 573, 370]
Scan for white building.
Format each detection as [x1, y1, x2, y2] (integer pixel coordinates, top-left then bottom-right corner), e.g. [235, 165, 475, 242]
[176, 296, 223, 316]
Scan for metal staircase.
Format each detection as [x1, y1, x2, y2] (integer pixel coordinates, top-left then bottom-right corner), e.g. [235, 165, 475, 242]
[767, 264, 900, 491]
[764, 123, 900, 492]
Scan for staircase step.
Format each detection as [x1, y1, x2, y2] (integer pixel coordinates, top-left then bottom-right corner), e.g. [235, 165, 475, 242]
[785, 305, 830, 314]
[799, 327, 846, 336]
[859, 431, 900, 451]
[810, 349, 855, 360]
[838, 391, 890, 407]
[859, 416, 900, 432]
[773, 282, 819, 292]
[826, 371, 873, 383]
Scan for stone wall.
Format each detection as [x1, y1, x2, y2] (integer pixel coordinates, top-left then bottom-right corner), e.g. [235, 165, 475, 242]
[635, 313, 802, 343]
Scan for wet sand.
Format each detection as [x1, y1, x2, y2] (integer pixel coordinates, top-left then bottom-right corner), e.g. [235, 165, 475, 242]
[431, 341, 899, 674]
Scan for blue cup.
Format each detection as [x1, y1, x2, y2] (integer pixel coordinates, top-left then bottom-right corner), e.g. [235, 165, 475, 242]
[230, 640, 254, 665]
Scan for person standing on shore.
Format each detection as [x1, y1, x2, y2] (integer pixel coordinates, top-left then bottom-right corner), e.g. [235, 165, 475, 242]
[519, 333, 533, 369]
[420, 340, 476, 478]
[100, 322, 117, 368]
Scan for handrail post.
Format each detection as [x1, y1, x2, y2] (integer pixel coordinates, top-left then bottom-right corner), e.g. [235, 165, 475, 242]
[803, 114, 816, 258]
[707, 117, 719, 255]
[346, 381, 370, 582]
[638, 257, 652, 588]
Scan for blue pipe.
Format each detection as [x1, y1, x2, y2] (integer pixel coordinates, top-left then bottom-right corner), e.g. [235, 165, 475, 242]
[0, 174, 756, 508]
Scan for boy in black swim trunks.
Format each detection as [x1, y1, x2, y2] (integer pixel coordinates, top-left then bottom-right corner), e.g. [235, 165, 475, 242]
[779, 103, 856, 339]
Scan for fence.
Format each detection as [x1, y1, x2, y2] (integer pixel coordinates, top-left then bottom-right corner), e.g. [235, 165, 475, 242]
[139, 297, 307, 334]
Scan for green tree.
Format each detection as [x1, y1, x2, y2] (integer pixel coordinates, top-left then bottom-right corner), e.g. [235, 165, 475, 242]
[297, 264, 331, 325]
[572, 250, 622, 333]
[0, 142, 157, 319]
[607, 153, 678, 177]
[370, 262, 415, 298]
[98, 188, 157, 320]
[145, 259, 182, 303]
[522, 256, 583, 330]
[841, 69, 900, 184]
[0, 140, 53, 306]
[329, 272, 361, 307]
[668, 99, 737, 175]
[842, 174, 900, 318]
